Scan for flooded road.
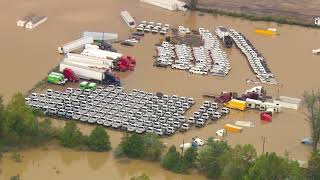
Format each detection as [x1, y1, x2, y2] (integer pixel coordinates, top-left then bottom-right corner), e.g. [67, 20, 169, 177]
[0, 0, 319, 179]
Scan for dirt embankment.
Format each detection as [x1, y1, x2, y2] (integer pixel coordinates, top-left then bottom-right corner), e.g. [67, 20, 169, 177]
[183, 0, 320, 25]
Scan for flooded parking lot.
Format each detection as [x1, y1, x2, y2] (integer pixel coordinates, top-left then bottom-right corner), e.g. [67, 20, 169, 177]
[0, 0, 320, 179]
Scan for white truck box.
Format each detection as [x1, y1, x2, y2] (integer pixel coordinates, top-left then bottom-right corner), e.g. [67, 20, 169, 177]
[81, 48, 122, 60]
[58, 37, 94, 54]
[82, 31, 118, 41]
[66, 53, 114, 67]
[59, 61, 106, 81]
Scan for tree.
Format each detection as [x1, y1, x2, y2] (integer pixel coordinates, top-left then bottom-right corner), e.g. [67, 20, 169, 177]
[197, 139, 230, 179]
[116, 133, 145, 158]
[142, 133, 164, 161]
[87, 126, 111, 152]
[181, 147, 198, 171]
[245, 152, 305, 180]
[116, 133, 164, 160]
[307, 151, 320, 179]
[303, 91, 320, 152]
[130, 173, 150, 180]
[59, 121, 86, 148]
[3, 93, 38, 137]
[161, 145, 181, 172]
[222, 144, 257, 180]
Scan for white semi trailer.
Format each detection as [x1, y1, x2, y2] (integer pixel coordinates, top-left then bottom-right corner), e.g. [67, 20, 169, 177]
[82, 31, 118, 41]
[59, 61, 106, 81]
[66, 53, 114, 67]
[120, 11, 136, 28]
[58, 37, 94, 54]
[81, 48, 122, 60]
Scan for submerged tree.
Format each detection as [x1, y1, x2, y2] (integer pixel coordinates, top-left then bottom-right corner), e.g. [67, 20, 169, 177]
[59, 121, 86, 148]
[245, 152, 305, 180]
[88, 126, 111, 152]
[303, 91, 320, 152]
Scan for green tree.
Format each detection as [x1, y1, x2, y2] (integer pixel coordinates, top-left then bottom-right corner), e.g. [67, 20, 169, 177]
[59, 121, 86, 148]
[116, 133, 164, 160]
[307, 151, 320, 179]
[130, 173, 150, 180]
[87, 126, 111, 152]
[181, 147, 198, 171]
[197, 138, 230, 179]
[3, 93, 38, 138]
[222, 144, 257, 180]
[245, 152, 305, 180]
[142, 133, 164, 161]
[116, 133, 145, 158]
[303, 91, 320, 152]
[161, 145, 181, 172]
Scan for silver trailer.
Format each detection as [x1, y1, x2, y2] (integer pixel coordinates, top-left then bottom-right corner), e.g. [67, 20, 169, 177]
[58, 37, 94, 54]
[82, 31, 118, 42]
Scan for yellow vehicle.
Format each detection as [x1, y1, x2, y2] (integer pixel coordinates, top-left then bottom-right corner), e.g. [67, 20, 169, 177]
[224, 99, 247, 111]
[255, 29, 276, 36]
[224, 124, 243, 133]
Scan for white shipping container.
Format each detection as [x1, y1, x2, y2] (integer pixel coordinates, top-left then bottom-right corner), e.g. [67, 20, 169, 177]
[25, 16, 47, 29]
[82, 31, 118, 41]
[65, 53, 114, 67]
[81, 48, 122, 60]
[58, 37, 94, 54]
[59, 61, 106, 81]
[235, 121, 254, 127]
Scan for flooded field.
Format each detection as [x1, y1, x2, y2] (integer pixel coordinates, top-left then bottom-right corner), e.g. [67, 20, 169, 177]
[0, 0, 320, 179]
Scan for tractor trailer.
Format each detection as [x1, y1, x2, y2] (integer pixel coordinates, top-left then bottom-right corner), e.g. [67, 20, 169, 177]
[58, 37, 94, 54]
[65, 53, 114, 68]
[59, 61, 106, 81]
[81, 48, 122, 60]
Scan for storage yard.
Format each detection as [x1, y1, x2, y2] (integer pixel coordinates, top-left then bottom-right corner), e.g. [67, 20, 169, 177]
[1, 0, 320, 179]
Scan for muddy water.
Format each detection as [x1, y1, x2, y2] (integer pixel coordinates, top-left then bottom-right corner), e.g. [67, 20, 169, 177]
[0, 0, 320, 179]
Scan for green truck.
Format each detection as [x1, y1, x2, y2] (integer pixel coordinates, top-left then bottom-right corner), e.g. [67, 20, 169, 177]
[47, 72, 67, 85]
[80, 81, 97, 90]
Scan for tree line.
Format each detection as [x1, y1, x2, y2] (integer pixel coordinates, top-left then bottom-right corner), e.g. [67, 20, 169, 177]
[0, 93, 111, 152]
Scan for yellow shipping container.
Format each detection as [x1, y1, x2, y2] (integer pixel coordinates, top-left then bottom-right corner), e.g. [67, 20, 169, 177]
[224, 99, 247, 111]
[255, 29, 276, 36]
[224, 124, 243, 133]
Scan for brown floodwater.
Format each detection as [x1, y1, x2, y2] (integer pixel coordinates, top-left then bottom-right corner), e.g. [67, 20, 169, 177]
[0, 0, 320, 179]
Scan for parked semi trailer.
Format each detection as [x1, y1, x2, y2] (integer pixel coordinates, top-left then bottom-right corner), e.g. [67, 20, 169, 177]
[59, 61, 107, 81]
[81, 48, 122, 60]
[66, 53, 114, 67]
[82, 31, 118, 41]
[58, 37, 94, 54]
[215, 26, 233, 48]
[120, 11, 136, 28]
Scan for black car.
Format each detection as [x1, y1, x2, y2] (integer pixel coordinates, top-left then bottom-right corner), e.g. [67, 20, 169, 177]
[153, 61, 168, 68]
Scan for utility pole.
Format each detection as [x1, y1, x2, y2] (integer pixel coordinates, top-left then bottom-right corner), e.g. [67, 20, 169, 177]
[261, 136, 266, 154]
[181, 139, 185, 160]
